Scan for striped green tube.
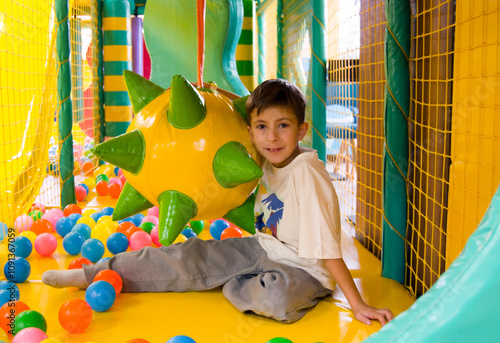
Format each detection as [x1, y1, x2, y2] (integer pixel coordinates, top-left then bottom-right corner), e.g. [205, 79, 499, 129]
[311, 0, 326, 162]
[381, 0, 411, 284]
[236, 0, 254, 90]
[256, 5, 265, 84]
[103, 0, 132, 138]
[276, 0, 283, 79]
[55, 0, 76, 208]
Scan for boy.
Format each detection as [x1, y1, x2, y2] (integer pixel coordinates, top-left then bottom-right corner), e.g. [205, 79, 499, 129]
[43, 79, 393, 325]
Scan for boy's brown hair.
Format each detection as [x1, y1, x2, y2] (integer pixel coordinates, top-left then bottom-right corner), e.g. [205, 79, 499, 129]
[245, 79, 307, 124]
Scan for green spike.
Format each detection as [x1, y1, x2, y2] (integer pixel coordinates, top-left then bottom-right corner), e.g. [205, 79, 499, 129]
[158, 190, 198, 246]
[112, 182, 154, 221]
[223, 192, 256, 235]
[167, 75, 206, 129]
[213, 141, 263, 188]
[90, 129, 145, 175]
[124, 70, 165, 114]
[232, 95, 250, 123]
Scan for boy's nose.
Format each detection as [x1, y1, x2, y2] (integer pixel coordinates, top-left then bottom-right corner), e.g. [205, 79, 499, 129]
[267, 129, 279, 142]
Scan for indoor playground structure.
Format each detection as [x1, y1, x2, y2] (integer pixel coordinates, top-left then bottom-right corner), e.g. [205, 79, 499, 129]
[0, 0, 499, 342]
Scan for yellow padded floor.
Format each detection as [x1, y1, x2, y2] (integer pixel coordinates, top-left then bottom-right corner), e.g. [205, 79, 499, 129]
[4, 195, 415, 343]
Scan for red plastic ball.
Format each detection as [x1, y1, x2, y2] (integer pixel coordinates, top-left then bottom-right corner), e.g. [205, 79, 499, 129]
[75, 185, 87, 202]
[108, 182, 122, 199]
[96, 180, 109, 196]
[93, 269, 123, 294]
[126, 339, 150, 343]
[68, 257, 93, 270]
[31, 219, 53, 235]
[64, 204, 82, 216]
[83, 161, 94, 176]
[221, 227, 243, 240]
[0, 301, 30, 333]
[58, 298, 93, 333]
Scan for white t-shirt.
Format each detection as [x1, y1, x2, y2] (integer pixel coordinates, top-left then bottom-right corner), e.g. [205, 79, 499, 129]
[254, 148, 342, 290]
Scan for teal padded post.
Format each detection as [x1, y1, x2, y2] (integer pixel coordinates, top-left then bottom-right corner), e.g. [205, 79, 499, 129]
[381, 0, 411, 284]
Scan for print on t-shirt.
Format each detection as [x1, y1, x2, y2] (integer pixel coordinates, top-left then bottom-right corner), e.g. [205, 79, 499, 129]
[255, 182, 283, 237]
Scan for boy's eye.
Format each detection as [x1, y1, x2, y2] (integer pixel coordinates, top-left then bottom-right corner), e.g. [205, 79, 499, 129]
[256, 124, 266, 129]
[279, 123, 289, 128]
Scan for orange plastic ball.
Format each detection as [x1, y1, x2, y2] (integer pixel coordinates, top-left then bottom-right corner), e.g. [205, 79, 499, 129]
[31, 219, 53, 235]
[96, 180, 109, 196]
[93, 269, 123, 294]
[58, 298, 93, 333]
[68, 257, 93, 270]
[126, 339, 150, 343]
[220, 227, 243, 240]
[117, 222, 135, 235]
[0, 301, 30, 333]
[83, 161, 94, 176]
[64, 204, 82, 216]
[108, 183, 122, 199]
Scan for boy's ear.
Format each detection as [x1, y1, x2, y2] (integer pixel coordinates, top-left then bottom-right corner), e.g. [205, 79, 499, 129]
[247, 125, 254, 140]
[298, 122, 309, 140]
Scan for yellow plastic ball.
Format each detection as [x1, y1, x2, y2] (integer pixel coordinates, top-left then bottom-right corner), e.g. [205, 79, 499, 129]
[19, 231, 37, 245]
[82, 177, 96, 191]
[91, 223, 114, 244]
[172, 234, 187, 244]
[97, 215, 112, 225]
[77, 216, 96, 229]
[40, 338, 64, 343]
[82, 208, 98, 217]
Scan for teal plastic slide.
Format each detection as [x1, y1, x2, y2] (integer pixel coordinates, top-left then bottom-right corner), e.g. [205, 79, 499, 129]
[365, 184, 500, 342]
[143, 0, 249, 96]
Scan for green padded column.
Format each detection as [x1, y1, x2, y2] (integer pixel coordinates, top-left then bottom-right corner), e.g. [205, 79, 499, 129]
[276, 0, 283, 79]
[381, 0, 411, 284]
[311, 0, 327, 163]
[55, 0, 76, 208]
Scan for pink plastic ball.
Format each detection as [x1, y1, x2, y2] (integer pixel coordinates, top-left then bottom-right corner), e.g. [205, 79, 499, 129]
[12, 327, 48, 343]
[117, 168, 123, 177]
[141, 215, 159, 227]
[34, 233, 58, 256]
[47, 208, 65, 220]
[41, 213, 58, 231]
[31, 203, 46, 214]
[147, 206, 159, 218]
[109, 177, 122, 186]
[14, 215, 34, 233]
[129, 231, 152, 251]
[150, 226, 161, 247]
[75, 185, 87, 202]
[119, 174, 126, 185]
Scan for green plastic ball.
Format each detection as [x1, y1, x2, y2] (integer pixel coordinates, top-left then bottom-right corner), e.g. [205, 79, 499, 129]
[13, 310, 47, 335]
[139, 221, 156, 234]
[189, 220, 205, 235]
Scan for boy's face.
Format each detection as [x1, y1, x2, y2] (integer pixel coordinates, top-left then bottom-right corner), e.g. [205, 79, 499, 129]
[247, 106, 308, 168]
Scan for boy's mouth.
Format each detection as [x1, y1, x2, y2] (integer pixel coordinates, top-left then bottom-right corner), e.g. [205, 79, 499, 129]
[266, 148, 283, 152]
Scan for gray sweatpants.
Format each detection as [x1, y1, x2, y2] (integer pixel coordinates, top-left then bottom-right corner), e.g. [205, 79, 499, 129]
[83, 236, 332, 323]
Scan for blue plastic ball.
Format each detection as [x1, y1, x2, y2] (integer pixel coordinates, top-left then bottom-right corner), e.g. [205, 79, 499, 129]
[166, 335, 197, 343]
[114, 167, 120, 176]
[0, 223, 8, 241]
[100, 207, 114, 216]
[130, 213, 144, 227]
[81, 238, 105, 263]
[67, 213, 82, 225]
[4, 257, 31, 283]
[209, 219, 230, 240]
[62, 232, 85, 255]
[106, 232, 129, 255]
[55, 217, 74, 237]
[72, 223, 91, 240]
[0, 281, 20, 300]
[90, 212, 104, 223]
[85, 280, 116, 312]
[12, 236, 33, 258]
[118, 217, 135, 225]
[181, 228, 197, 239]
[96, 257, 111, 264]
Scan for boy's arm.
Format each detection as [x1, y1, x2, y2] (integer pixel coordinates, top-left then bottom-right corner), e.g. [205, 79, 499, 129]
[324, 258, 394, 326]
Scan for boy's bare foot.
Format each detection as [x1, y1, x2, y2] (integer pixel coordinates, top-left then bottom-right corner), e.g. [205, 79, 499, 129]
[42, 269, 89, 289]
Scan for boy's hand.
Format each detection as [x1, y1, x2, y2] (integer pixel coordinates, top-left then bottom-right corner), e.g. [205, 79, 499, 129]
[352, 304, 394, 326]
